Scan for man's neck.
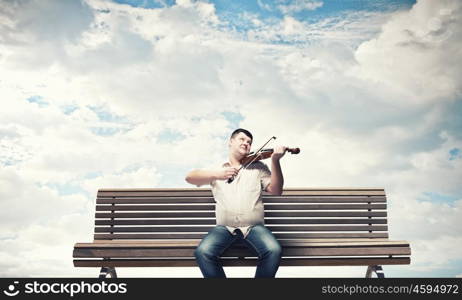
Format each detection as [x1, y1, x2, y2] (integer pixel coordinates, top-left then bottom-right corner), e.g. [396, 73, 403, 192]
[228, 154, 243, 167]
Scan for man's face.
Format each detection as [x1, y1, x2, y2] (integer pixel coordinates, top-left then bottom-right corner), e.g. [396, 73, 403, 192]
[229, 132, 252, 156]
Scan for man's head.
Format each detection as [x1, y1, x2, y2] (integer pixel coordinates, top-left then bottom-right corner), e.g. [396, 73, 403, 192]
[229, 128, 253, 158]
[230, 128, 253, 142]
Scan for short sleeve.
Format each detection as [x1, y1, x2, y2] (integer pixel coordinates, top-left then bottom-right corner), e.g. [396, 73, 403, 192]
[190, 163, 220, 187]
[205, 163, 222, 187]
[258, 162, 272, 191]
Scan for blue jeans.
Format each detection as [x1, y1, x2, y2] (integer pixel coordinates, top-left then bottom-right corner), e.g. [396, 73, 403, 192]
[194, 225, 282, 278]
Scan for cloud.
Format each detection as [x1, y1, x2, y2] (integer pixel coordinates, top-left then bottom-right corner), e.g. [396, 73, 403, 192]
[1, 0, 94, 43]
[355, 0, 462, 105]
[277, 0, 323, 15]
[0, 0, 94, 69]
[0, 213, 95, 277]
[0, 166, 90, 232]
[243, 10, 389, 46]
[80, 166, 162, 194]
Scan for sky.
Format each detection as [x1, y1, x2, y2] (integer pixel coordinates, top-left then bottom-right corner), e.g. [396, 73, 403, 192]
[0, 0, 461, 278]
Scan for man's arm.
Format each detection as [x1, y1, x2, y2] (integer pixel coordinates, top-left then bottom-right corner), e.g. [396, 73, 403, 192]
[185, 167, 238, 187]
[265, 146, 287, 196]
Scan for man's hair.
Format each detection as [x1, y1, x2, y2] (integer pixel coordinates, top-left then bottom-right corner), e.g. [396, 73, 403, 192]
[230, 128, 253, 142]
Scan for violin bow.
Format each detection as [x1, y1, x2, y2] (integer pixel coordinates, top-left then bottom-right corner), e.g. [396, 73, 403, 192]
[227, 136, 276, 184]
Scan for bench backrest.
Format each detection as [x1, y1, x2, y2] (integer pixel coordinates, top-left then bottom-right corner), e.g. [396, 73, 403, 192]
[93, 188, 389, 241]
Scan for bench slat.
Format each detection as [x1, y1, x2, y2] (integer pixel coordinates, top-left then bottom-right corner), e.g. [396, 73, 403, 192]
[94, 225, 388, 233]
[95, 203, 386, 211]
[74, 257, 409, 267]
[73, 246, 411, 258]
[95, 211, 387, 218]
[97, 188, 386, 197]
[94, 219, 387, 226]
[94, 232, 389, 240]
[96, 196, 386, 204]
[91, 238, 393, 244]
[75, 240, 410, 248]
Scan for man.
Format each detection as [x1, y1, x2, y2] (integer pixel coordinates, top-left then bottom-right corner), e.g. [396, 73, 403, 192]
[185, 128, 288, 278]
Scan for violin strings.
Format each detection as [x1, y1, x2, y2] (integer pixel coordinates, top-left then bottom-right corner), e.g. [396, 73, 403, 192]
[242, 136, 276, 170]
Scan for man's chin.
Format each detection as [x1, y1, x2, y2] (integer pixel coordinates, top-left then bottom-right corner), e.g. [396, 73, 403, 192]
[234, 149, 248, 159]
[240, 149, 249, 156]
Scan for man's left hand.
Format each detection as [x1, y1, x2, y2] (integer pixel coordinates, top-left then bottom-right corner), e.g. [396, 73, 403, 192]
[271, 145, 287, 161]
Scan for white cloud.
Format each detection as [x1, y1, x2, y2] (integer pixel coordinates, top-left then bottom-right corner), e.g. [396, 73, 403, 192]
[0, 167, 90, 231]
[0, 0, 94, 69]
[245, 11, 389, 46]
[0, 213, 95, 277]
[80, 166, 162, 194]
[412, 236, 462, 271]
[355, 0, 462, 105]
[277, 0, 323, 15]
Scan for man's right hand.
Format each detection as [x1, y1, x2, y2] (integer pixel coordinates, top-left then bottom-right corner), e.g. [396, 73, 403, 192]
[215, 167, 239, 180]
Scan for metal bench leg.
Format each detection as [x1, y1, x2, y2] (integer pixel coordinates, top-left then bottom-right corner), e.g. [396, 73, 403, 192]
[366, 265, 385, 278]
[99, 267, 118, 278]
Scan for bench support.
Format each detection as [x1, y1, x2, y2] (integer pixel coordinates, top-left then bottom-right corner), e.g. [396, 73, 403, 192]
[99, 267, 117, 278]
[366, 265, 384, 278]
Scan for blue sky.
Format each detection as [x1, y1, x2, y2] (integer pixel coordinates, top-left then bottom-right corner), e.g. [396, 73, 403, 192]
[0, 0, 461, 278]
[114, 0, 417, 18]
[114, 0, 417, 44]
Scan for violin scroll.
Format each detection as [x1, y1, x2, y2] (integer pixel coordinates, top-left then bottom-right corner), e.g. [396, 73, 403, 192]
[287, 147, 300, 154]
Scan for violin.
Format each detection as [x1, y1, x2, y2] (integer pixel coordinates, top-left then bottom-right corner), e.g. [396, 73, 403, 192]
[241, 148, 300, 165]
[227, 144, 300, 184]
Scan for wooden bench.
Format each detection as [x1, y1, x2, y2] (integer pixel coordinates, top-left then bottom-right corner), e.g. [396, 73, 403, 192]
[73, 188, 411, 278]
